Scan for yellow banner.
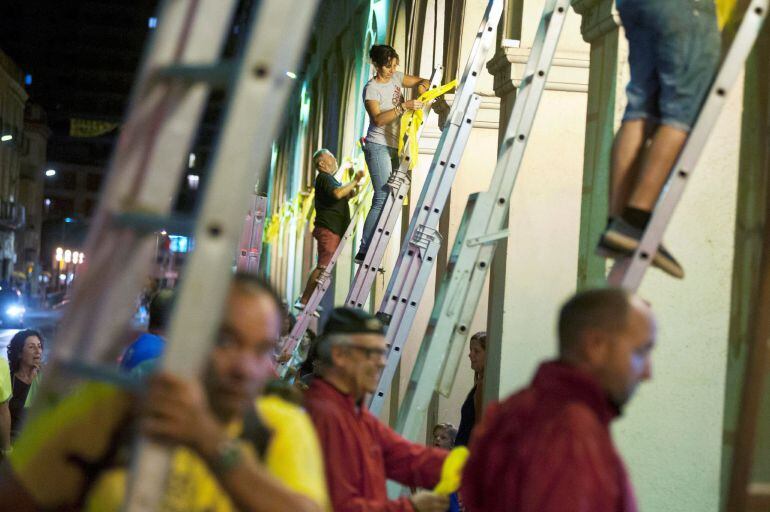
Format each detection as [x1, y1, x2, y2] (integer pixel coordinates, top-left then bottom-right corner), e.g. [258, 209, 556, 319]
[717, 0, 738, 29]
[398, 79, 458, 170]
[69, 118, 119, 138]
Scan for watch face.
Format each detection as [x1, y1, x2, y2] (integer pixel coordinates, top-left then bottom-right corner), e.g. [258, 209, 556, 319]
[214, 439, 243, 473]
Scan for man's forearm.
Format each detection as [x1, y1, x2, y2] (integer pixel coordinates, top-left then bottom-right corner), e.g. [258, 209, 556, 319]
[198, 436, 322, 512]
[0, 402, 11, 451]
[335, 179, 360, 199]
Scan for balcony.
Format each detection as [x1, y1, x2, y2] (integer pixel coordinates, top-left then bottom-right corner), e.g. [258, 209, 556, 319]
[0, 201, 26, 230]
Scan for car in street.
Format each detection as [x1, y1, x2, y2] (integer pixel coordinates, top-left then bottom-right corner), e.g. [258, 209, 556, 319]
[0, 287, 25, 328]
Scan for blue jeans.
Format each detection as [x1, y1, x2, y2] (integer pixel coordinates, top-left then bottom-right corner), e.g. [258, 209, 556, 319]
[618, 0, 721, 131]
[359, 142, 399, 253]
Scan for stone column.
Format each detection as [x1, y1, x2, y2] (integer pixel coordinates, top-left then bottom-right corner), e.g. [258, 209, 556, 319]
[571, 0, 626, 288]
[483, 2, 590, 407]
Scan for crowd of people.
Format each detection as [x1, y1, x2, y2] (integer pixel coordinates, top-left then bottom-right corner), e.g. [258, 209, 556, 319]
[0, 275, 656, 512]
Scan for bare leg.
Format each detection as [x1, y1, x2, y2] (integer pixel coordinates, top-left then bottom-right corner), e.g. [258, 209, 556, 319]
[610, 119, 654, 217]
[627, 124, 688, 211]
[299, 267, 324, 304]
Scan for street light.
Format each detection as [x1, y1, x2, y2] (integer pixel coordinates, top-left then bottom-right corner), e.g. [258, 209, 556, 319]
[55, 247, 63, 262]
[1, 135, 12, 142]
[45, 169, 56, 177]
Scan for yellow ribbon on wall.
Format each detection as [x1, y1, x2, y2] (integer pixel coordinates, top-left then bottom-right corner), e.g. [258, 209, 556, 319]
[398, 79, 458, 170]
[716, 0, 739, 29]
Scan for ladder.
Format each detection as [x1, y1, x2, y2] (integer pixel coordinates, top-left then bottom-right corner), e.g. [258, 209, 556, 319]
[367, 0, 504, 415]
[126, 1, 318, 507]
[344, 67, 444, 307]
[25, 0, 318, 510]
[279, 181, 373, 376]
[237, 193, 268, 274]
[389, 0, 571, 438]
[279, 66, 444, 365]
[607, 0, 769, 292]
[727, 190, 770, 511]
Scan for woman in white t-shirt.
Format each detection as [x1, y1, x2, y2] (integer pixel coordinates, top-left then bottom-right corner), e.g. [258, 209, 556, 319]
[355, 45, 430, 262]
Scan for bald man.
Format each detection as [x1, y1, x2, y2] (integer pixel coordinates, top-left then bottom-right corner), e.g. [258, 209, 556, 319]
[462, 288, 655, 512]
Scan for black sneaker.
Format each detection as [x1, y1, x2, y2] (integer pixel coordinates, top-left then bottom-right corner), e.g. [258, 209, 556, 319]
[293, 300, 322, 317]
[598, 218, 685, 279]
[354, 250, 367, 263]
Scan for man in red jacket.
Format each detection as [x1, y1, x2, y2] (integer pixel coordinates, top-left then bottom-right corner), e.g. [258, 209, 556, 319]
[462, 288, 656, 512]
[304, 307, 449, 512]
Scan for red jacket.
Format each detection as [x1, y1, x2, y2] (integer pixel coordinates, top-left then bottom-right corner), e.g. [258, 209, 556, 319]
[305, 378, 448, 512]
[461, 361, 638, 512]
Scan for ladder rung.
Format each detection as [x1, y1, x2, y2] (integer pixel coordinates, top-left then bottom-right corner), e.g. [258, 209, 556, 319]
[111, 211, 194, 235]
[154, 61, 237, 88]
[749, 483, 770, 510]
[59, 359, 143, 391]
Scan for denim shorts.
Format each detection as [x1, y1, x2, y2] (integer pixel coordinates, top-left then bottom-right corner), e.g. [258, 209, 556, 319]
[617, 0, 721, 131]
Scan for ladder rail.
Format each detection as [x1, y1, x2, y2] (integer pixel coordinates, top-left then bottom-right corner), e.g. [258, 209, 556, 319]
[608, 0, 769, 291]
[279, 183, 374, 375]
[378, 0, 505, 315]
[392, 0, 571, 441]
[365, 0, 505, 415]
[125, 0, 318, 509]
[49, 0, 240, 369]
[345, 67, 444, 308]
[237, 194, 268, 273]
[724, 4, 770, 510]
[369, 96, 482, 414]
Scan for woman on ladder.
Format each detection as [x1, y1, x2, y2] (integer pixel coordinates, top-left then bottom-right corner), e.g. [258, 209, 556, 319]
[355, 44, 430, 262]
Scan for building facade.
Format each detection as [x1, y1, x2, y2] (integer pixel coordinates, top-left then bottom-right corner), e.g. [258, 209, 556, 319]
[264, 1, 769, 510]
[0, 49, 28, 282]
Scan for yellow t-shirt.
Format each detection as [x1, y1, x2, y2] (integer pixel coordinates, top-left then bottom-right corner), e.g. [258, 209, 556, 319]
[10, 383, 330, 511]
[0, 358, 11, 403]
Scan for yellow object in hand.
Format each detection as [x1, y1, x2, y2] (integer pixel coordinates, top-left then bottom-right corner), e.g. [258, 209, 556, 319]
[433, 446, 470, 496]
[398, 79, 459, 171]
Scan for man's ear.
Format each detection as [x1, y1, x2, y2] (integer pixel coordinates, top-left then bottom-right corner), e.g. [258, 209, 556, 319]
[330, 344, 348, 367]
[581, 328, 610, 367]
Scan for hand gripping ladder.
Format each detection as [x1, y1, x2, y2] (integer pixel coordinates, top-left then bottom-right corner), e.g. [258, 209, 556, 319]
[126, 2, 318, 508]
[366, 0, 505, 415]
[278, 182, 374, 377]
[608, 0, 769, 292]
[344, 67, 444, 308]
[22, 0, 318, 510]
[389, 0, 571, 438]
[237, 192, 268, 274]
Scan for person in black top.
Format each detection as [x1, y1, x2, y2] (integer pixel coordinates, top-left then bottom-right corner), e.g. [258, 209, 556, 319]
[455, 331, 486, 446]
[296, 149, 364, 307]
[6, 329, 43, 439]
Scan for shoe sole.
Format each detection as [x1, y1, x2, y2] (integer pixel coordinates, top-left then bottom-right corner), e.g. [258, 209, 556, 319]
[602, 232, 684, 279]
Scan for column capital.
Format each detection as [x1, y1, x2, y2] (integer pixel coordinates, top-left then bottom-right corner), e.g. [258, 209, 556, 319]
[572, 0, 620, 43]
[487, 44, 589, 100]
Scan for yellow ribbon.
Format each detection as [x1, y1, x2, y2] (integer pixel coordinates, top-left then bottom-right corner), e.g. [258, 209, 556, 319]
[398, 79, 458, 170]
[716, 0, 738, 29]
[433, 446, 470, 496]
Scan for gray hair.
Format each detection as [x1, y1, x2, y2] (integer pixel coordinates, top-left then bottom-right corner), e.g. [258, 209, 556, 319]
[314, 332, 353, 374]
[312, 148, 332, 167]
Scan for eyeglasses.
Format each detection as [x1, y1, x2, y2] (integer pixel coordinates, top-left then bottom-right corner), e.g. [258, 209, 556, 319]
[345, 344, 388, 359]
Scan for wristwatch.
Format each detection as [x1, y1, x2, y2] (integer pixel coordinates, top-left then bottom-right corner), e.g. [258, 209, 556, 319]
[211, 438, 243, 474]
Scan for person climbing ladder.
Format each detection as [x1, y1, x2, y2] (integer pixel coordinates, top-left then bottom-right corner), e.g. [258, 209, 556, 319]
[597, 0, 722, 278]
